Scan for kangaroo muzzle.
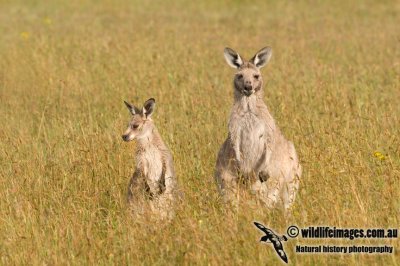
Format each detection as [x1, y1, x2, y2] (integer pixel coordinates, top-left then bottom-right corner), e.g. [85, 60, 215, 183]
[243, 84, 253, 96]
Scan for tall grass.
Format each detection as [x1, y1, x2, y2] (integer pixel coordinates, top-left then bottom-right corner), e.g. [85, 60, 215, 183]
[0, 0, 399, 264]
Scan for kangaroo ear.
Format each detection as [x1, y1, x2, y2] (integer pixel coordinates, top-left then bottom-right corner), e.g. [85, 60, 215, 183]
[124, 100, 140, 115]
[224, 47, 244, 69]
[250, 47, 272, 68]
[142, 98, 155, 118]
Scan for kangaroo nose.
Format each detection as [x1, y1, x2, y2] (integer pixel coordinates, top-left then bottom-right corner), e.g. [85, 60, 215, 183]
[122, 135, 128, 141]
[244, 84, 252, 91]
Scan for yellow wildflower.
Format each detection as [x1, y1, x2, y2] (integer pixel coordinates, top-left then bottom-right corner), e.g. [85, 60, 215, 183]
[373, 151, 386, 160]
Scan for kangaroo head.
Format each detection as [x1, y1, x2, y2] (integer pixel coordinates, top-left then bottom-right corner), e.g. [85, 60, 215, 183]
[224, 47, 272, 97]
[122, 98, 156, 142]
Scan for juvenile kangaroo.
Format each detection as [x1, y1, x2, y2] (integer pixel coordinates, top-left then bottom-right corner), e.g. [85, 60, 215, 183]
[122, 98, 178, 219]
[215, 47, 302, 212]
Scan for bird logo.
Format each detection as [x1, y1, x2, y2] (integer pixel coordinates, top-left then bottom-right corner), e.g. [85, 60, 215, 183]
[254, 222, 289, 263]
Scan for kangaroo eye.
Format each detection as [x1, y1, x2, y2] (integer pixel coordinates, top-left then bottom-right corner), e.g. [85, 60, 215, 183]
[237, 74, 243, 80]
[254, 74, 260, 80]
[131, 124, 139, 129]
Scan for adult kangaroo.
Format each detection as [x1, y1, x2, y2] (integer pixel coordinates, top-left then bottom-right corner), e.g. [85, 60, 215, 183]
[215, 46, 301, 212]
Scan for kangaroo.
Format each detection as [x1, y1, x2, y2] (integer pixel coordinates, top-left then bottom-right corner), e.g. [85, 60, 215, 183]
[215, 47, 302, 212]
[122, 98, 178, 219]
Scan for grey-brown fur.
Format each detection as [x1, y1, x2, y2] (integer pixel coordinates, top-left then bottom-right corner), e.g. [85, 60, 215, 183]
[215, 47, 302, 212]
[122, 98, 178, 219]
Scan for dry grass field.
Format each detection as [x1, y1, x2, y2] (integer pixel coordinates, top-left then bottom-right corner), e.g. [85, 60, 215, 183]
[0, 0, 399, 265]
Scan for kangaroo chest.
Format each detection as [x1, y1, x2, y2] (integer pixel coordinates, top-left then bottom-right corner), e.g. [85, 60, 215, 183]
[136, 145, 163, 181]
[229, 110, 270, 174]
